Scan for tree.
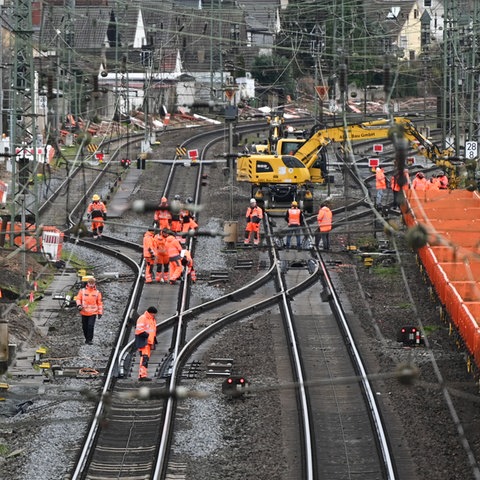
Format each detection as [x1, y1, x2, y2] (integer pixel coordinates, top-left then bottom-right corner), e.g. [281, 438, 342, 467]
[250, 54, 294, 96]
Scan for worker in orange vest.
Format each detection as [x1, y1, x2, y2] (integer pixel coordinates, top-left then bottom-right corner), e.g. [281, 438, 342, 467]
[87, 194, 107, 239]
[437, 171, 449, 189]
[375, 166, 387, 207]
[284, 200, 304, 250]
[163, 228, 183, 284]
[411, 172, 428, 190]
[143, 228, 156, 284]
[180, 213, 198, 244]
[76, 276, 103, 345]
[390, 168, 410, 207]
[134, 306, 158, 381]
[315, 201, 333, 250]
[170, 195, 183, 233]
[154, 229, 169, 282]
[153, 196, 172, 230]
[181, 248, 197, 283]
[244, 198, 263, 245]
[428, 175, 440, 190]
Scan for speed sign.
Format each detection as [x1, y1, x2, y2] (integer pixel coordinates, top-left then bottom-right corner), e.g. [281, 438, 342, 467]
[466, 141, 478, 159]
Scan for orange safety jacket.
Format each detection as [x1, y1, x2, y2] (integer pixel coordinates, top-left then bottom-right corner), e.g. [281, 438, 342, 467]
[390, 170, 410, 192]
[154, 206, 172, 229]
[76, 285, 103, 316]
[286, 208, 301, 226]
[87, 201, 107, 220]
[375, 168, 386, 190]
[154, 234, 168, 257]
[438, 175, 449, 189]
[412, 176, 428, 191]
[143, 231, 156, 259]
[135, 310, 157, 346]
[317, 206, 333, 232]
[181, 216, 198, 233]
[165, 234, 183, 258]
[428, 178, 440, 190]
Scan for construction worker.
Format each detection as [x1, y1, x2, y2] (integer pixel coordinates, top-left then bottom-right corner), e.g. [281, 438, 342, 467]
[163, 228, 183, 284]
[284, 200, 304, 250]
[170, 195, 183, 233]
[375, 166, 387, 207]
[154, 228, 169, 283]
[180, 213, 198, 244]
[153, 196, 172, 230]
[134, 306, 158, 381]
[428, 175, 441, 190]
[76, 276, 103, 345]
[315, 201, 333, 251]
[437, 171, 449, 189]
[181, 247, 197, 283]
[143, 227, 156, 284]
[411, 172, 428, 191]
[390, 168, 410, 207]
[87, 194, 107, 239]
[244, 198, 263, 246]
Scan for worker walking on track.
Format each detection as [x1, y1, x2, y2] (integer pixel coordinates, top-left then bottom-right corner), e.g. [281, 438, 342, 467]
[76, 276, 103, 345]
[284, 200, 304, 250]
[315, 201, 333, 251]
[154, 229, 169, 282]
[134, 306, 158, 381]
[163, 228, 183, 284]
[153, 196, 172, 230]
[87, 194, 107, 239]
[143, 227, 156, 284]
[244, 198, 263, 246]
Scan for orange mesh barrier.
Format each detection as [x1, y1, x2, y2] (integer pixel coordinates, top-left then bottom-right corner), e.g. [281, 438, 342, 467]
[404, 190, 480, 366]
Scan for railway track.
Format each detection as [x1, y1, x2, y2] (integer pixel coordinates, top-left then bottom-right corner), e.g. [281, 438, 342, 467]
[11, 116, 475, 480]
[45, 121, 402, 479]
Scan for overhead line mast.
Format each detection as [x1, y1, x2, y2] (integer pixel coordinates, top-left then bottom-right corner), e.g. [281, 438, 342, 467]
[9, 0, 39, 282]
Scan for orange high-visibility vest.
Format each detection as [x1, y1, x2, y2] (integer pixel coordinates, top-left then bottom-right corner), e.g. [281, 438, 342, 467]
[317, 207, 333, 232]
[287, 208, 301, 226]
[76, 285, 103, 316]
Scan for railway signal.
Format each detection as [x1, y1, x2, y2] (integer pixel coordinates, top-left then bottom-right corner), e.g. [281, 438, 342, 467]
[222, 375, 248, 398]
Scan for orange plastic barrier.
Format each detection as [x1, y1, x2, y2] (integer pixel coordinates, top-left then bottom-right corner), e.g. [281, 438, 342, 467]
[404, 190, 480, 367]
[0, 220, 39, 251]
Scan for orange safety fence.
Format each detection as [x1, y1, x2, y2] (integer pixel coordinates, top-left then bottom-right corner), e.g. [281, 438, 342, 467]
[404, 189, 480, 368]
[0, 220, 39, 251]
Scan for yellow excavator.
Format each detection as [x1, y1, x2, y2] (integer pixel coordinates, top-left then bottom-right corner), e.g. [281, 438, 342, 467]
[237, 116, 457, 213]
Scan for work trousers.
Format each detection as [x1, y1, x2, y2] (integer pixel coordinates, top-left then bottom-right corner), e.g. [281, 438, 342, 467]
[81, 314, 97, 343]
[138, 343, 153, 379]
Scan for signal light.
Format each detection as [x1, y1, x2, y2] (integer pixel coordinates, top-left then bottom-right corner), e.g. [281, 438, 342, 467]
[222, 375, 248, 398]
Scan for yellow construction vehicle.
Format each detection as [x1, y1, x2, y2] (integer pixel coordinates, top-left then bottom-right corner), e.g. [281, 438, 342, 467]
[237, 117, 458, 213]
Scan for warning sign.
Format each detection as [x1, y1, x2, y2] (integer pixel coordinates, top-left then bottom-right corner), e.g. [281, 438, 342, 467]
[368, 158, 380, 168]
[373, 144, 383, 153]
[188, 149, 199, 161]
[315, 85, 329, 101]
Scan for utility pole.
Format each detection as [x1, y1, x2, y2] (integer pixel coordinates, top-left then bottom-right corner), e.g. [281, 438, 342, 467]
[11, 0, 39, 288]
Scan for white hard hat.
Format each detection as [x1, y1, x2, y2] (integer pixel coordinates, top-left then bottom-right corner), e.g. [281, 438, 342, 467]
[250, 198, 256, 204]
